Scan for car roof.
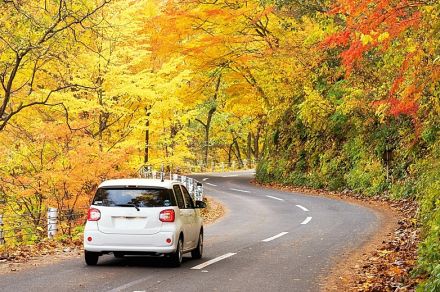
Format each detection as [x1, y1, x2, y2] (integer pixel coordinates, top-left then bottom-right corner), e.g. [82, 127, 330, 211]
[98, 178, 179, 189]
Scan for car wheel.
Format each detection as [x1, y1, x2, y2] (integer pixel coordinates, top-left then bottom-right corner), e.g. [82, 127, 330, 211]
[85, 251, 99, 266]
[191, 232, 203, 259]
[169, 238, 183, 267]
[114, 252, 124, 258]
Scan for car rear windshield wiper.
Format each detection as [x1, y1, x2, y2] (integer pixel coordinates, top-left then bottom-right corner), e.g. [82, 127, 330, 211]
[116, 203, 140, 211]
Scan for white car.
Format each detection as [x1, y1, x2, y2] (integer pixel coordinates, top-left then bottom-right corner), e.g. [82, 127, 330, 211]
[83, 178, 206, 267]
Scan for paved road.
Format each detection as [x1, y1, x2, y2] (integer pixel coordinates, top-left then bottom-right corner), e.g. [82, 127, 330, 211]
[0, 171, 380, 292]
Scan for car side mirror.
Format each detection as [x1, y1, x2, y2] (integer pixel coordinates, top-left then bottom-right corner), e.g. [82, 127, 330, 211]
[195, 201, 207, 208]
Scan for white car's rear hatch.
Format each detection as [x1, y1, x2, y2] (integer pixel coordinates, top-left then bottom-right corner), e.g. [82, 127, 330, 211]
[92, 187, 175, 235]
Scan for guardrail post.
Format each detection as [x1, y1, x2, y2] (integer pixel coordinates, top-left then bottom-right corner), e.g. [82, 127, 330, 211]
[0, 214, 4, 245]
[47, 207, 58, 239]
[187, 178, 194, 195]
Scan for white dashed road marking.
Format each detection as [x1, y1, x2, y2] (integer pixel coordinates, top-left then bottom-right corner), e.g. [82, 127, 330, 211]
[296, 205, 309, 212]
[206, 183, 217, 187]
[266, 195, 284, 201]
[191, 253, 237, 270]
[230, 188, 250, 193]
[301, 217, 313, 225]
[262, 232, 289, 242]
[107, 278, 149, 292]
[202, 178, 209, 181]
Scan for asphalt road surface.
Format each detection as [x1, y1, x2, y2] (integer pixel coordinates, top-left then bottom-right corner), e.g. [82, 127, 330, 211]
[0, 171, 380, 292]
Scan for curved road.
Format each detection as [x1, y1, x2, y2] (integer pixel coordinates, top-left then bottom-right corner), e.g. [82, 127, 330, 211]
[0, 171, 380, 292]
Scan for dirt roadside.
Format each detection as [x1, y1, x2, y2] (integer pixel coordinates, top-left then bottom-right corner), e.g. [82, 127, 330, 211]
[0, 195, 226, 275]
[255, 182, 420, 291]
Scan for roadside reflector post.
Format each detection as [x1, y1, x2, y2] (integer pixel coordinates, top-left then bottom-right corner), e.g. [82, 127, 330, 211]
[47, 207, 58, 239]
[0, 214, 4, 245]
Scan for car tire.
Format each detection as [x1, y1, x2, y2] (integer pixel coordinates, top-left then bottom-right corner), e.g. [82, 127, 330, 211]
[169, 238, 183, 267]
[191, 232, 203, 259]
[114, 252, 124, 258]
[85, 251, 99, 266]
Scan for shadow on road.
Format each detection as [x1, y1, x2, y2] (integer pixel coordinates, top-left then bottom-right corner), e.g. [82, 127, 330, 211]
[93, 255, 193, 269]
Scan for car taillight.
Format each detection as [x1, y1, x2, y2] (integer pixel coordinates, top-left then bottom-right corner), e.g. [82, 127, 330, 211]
[159, 209, 175, 222]
[87, 208, 101, 221]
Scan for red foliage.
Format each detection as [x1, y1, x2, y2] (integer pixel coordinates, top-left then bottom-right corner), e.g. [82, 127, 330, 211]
[323, 0, 424, 118]
[321, 31, 351, 48]
[324, 0, 422, 73]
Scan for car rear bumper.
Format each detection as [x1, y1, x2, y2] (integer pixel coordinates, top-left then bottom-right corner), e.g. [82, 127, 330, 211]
[84, 230, 177, 253]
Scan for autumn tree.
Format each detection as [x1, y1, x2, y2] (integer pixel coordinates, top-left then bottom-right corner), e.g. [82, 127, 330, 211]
[0, 0, 112, 131]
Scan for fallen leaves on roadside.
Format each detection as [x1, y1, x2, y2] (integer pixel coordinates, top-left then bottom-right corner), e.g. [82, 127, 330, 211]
[201, 196, 225, 225]
[352, 200, 421, 291]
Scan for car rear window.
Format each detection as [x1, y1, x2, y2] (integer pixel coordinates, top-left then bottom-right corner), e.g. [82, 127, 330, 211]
[92, 187, 176, 207]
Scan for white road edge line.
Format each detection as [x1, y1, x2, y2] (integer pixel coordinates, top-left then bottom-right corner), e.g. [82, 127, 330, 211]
[296, 205, 309, 212]
[230, 188, 250, 193]
[266, 195, 284, 201]
[191, 253, 237, 270]
[206, 183, 217, 187]
[222, 174, 238, 177]
[262, 232, 289, 242]
[301, 217, 313, 225]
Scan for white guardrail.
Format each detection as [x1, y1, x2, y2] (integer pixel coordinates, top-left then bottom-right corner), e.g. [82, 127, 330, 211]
[138, 167, 204, 202]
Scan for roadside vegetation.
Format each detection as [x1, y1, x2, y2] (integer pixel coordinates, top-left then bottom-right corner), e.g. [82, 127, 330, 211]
[0, 0, 438, 289]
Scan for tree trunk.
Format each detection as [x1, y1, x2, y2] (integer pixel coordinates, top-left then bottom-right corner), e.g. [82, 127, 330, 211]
[232, 136, 243, 168]
[228, 142, 234, 166]
[247, 132, 252, 161]
[195, 74, 221, 167]
[144, 107, 151, 164]
[254, 127, 261, 161]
